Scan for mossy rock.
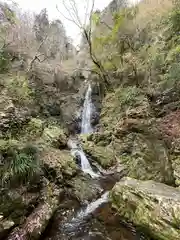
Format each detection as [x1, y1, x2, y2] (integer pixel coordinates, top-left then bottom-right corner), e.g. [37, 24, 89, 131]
[0, 188, 39, 225]
[41, 148, 77, 182]
[0, 139, 20, 152]
[100, 87, 151, 131]
[81, 138, 117, 168]
[18, 118, 44, 141]
[42, 126, 67, 148]
[85, 131, 113, 146]
[111, 132, 174, 185]
[67, 175, 102, 203]
[110, 177, 180, 240]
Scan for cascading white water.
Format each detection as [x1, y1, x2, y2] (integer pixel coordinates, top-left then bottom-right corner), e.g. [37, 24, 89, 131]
[68, 83, 99, 178]
[78, 191, 109, 218]
[63, 192, 109, 230]
[71, 148, 99, 179]
[81, 84, 93, 134]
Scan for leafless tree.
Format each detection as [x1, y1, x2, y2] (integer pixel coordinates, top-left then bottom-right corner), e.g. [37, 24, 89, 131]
[57, 0, 112, 89]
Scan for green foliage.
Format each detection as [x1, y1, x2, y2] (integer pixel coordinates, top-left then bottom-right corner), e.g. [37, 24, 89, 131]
[92, 11, 100, 26]
[6, 74, 34, 105]
[0, 143, 40, 186]
[115, 86, 141, 107]
[169, 8, 180, 33]
[161, 63, 180, 88]
[0, 48, 11, 72]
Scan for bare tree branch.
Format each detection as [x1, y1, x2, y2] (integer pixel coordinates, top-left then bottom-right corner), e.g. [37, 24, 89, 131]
[57, 0, 112, 90]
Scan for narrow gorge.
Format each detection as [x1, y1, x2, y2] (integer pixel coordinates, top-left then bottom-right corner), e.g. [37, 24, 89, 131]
[1, 0, 180, 240]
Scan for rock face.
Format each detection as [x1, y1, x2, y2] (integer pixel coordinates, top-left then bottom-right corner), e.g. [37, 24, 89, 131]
[67, 175, 102, 203]
[112, 121, 175, 185]
[110, 177, 180, 240]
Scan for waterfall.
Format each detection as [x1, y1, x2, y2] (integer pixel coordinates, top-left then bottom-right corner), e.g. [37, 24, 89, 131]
[81, 84, 93, 134]
[71, 148, 99, 178]
[68, 83, 99, 178]
[63, 192, 109, 231]
[78, 191, 109, 217]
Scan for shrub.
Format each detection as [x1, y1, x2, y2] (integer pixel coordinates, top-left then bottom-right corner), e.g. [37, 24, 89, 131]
[115, 86, 142, 106]
[169, 8, 180, 33]
[0, 48, 11, 72]
[160, 63, 180, 88]
[6, 74, 34, 105]
[0, 143, 40, 186]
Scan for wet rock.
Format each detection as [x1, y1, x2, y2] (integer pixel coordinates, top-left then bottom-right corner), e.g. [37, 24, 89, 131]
[0, 217, 14, 239]
[7, 184, 61, 240]
[41, 148, 78, 183]
[80, 133, 117, 169]
[85, 131, 112, 146]
[82, 141, 117, 169]
[110, 177, 180, 240]
[66, 175, 102, 203]
[0, 186, 39, 226]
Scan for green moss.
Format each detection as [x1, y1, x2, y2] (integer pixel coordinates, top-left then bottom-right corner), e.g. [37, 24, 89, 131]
[100, 87, 149, 131]
[116, 133, 174, 185]
[110, 178, 180, 240]
[42, 148, 77, 182]
[0, 141, 40, 186]
[82, 141, 116, 168]
[42, 125, 67, 148]
[6, 74, 33, 105]
[18, 118, 44, 141]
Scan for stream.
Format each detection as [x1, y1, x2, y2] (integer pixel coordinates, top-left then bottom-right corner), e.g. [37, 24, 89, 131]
[42, 84, 146, 240]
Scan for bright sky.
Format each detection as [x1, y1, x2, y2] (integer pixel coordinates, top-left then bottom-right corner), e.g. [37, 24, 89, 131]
[5, 0, 138, 45]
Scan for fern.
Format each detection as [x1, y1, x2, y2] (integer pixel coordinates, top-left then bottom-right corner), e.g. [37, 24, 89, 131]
[1, 145, 40, 186]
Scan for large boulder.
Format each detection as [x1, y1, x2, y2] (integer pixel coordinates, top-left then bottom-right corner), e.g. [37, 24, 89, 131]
[110, 119, 175, 185]
[110, 177, 180, 240]
[83, 142, 116, 169]
[0, 186, 39, 236]
[41, 148, 77, 183]
[42, 125, 68, 148]
[66, 175, 102, 203]
[81, 134, 117, 168]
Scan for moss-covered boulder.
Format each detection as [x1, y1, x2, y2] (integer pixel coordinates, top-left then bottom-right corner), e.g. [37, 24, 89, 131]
[7, 183, 61, 240]
[67, 175, 102, 203]
[42, 125, 68, 148]
[110, 177, 180, 240]
[41, 148, 77, 183]
[84, 131, 113, 146]
[81, 135, 117, 168]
